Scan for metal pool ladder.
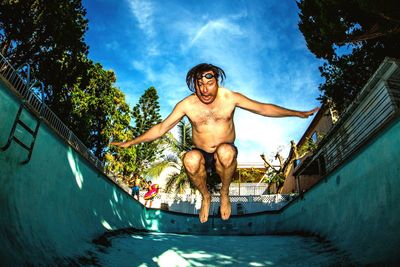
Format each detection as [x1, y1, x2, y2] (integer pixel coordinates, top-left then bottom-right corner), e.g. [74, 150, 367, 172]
[1, 103, 41, 164]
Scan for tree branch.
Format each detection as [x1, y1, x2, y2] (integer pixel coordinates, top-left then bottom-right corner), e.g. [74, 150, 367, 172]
[260, 154, 278, 174]
[275, 152, 284, 170]
[338, 25, 400, 45]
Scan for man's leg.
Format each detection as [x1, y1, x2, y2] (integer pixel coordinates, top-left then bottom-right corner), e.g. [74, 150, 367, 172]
[214, 143, 237, 220]
[183, 150, 210, 223]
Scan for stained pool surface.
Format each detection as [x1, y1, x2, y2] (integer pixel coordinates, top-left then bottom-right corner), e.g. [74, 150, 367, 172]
[79, 231, 352, 267]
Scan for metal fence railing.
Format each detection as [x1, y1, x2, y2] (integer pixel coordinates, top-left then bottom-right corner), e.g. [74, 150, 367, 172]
[136, 192, 297, 215]
[298, 58, 400, 178]
[0, 53, 105, 171]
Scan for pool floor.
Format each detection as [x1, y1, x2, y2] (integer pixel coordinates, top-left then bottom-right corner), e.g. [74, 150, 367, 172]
[77, 231, 353, 266]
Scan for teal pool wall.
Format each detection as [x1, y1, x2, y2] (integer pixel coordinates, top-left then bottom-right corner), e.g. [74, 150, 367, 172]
[276, 117, 400, 265]
[0, 80, 151, 266]
[1, 78, 399, 266]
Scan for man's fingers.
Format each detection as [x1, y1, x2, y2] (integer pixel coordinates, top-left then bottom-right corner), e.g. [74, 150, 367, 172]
[310, 107, 319, 114]
[307, 107, 320, 117]
[110, 142, 125, 147]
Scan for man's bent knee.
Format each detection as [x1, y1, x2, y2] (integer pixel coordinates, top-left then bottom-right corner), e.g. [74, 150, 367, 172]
[183, 150, 203, 174]
[215, 143, 237, 168]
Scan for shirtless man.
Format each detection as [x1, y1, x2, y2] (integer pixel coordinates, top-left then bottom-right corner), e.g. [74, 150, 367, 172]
[131, 173, 142, 200]
[112, 63, 318, 223]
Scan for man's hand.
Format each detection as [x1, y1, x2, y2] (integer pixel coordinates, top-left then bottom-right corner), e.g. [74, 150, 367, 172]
[110, 141, 133, 148]
[298, 107, 319, 118]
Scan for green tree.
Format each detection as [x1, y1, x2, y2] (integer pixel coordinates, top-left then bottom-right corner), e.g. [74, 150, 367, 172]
[297, 0, 400, 112]
[105, 145, 137, 185]
[70, 60, 131, 160]
[237, 168, 265, 183]
[0, 0, 138, 185]
[70, 63, 139, 184]
[131, 86, 163, 170]
[261, 135, 322, 193]
[0, 0, 89, 116]
[145, 120, 195, 194]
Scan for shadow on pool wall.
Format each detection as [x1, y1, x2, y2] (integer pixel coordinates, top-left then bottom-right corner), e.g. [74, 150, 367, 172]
[1, 57, 400, 266]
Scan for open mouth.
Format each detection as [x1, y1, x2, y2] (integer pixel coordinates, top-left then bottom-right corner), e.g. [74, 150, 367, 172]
[202, 96, 214, 103]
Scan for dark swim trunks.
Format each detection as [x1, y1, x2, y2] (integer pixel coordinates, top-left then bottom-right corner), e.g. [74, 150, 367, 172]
[132, 186, 140, 196]
[193, 143, 238, 176]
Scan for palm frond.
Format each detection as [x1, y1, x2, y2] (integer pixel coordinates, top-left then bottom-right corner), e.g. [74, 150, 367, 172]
[165, 172, 181, 193]
[163, 154, 180, 164]
[174, 171, 191, 194]
[144, 159, 179, 178]
[161, 133, 180, 154]
[164, 170, 191, 194]
[149, 119, 194, 194]
[177, 120, 193, 151]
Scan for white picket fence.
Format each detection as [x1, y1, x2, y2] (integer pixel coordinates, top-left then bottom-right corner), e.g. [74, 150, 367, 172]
[135, 191, 296, 215]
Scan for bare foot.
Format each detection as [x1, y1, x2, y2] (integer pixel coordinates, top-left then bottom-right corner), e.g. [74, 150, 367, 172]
[220, 193, 231, 220]
[199, 194, 211, 223]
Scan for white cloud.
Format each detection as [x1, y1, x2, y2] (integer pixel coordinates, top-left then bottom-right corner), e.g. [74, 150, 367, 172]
[147, 44, 160, 56]
[234, 109, 310, 163]
[131, 60, 156, 82]
[105, 40, 120, 51]
[127, 0, 155, 38]
[127, 0, 160, 56]
[188, 18, 243, 48]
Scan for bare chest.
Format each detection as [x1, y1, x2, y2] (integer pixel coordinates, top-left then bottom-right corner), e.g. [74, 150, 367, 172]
[188, 105, 234, 127]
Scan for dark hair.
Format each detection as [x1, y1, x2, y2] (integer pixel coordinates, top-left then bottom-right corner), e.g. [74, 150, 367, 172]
[186, 63, 226, 92]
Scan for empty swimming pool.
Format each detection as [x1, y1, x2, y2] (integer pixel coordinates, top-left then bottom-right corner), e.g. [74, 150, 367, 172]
[1, 50, 400, 266]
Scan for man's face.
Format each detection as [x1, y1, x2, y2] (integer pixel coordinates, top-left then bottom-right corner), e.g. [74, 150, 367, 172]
[195, 70, 218, 104]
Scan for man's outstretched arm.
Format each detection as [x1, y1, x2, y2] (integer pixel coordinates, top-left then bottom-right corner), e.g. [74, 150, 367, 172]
[234, 92, 319, 118]
[111, 101, 186, 148]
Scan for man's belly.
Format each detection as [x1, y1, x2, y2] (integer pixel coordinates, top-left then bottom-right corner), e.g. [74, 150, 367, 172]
[191, 122, 236, 152]
[193, 135, 235, 153]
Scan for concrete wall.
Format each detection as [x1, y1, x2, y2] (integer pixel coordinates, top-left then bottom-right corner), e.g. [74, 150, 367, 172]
[282, 106, 335, 194]
[0, 81, 151, 266]
[276, 117, 400, 265]
[145, 193, 292, 214]
[1, 75, 400, 266]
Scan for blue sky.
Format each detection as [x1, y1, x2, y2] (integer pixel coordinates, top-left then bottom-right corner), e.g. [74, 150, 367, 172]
[82, 0, 323, 164]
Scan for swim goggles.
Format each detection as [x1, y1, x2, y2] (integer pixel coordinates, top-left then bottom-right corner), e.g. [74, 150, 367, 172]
[197, 73, 214, 79]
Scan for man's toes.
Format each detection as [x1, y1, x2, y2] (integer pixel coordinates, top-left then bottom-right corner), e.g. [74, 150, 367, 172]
[221, 211, 230, 220]
[199, 213, 208, 223]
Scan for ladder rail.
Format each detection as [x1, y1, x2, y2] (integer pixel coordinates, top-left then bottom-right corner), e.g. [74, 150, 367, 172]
[0, 52, 105, 170]
[1, 104, 41, 164]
